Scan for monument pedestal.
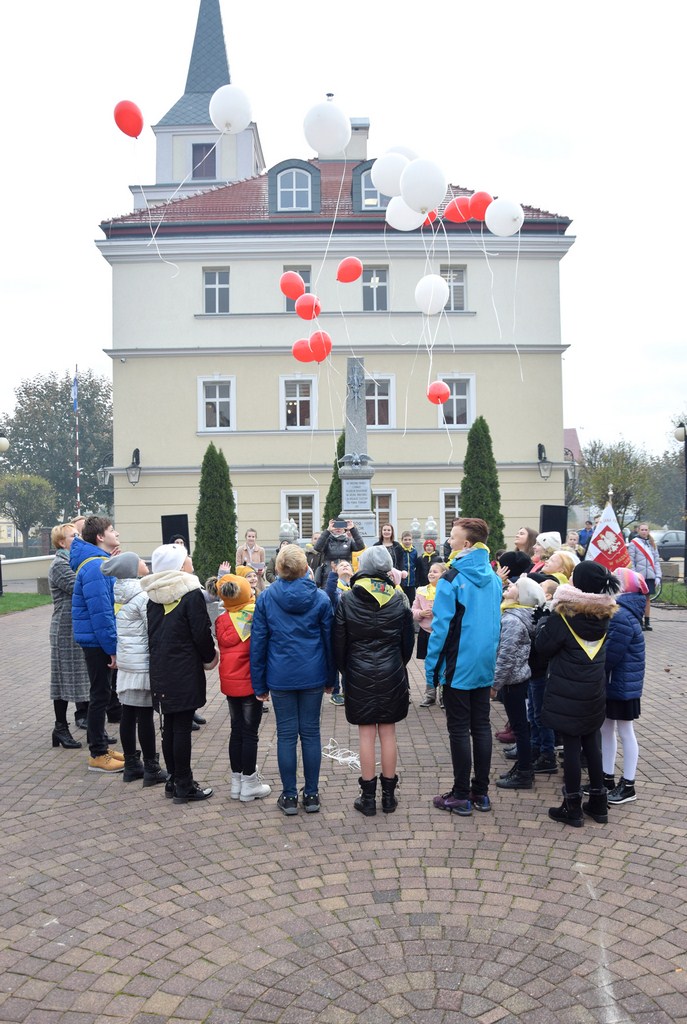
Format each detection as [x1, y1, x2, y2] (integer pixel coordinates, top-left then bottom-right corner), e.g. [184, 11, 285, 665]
[339, 467, 376, 544]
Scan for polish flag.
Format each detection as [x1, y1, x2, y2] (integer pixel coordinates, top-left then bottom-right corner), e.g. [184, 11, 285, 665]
[585, 503, 631, 572]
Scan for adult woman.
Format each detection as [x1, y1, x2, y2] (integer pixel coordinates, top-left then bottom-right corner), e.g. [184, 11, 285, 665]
[48, 523, 90, 748]
[235, 528, 266, 570]
[250, 545, 334, 814]
[334, 546, 415, 816]
[514, 526, 538, 558]
[628, 523, 661, 630]
[530, 532, 562, 573]
[373, 523, 404, 571]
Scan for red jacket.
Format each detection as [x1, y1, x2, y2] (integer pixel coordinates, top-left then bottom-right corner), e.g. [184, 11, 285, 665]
[216, 611, 253, 697]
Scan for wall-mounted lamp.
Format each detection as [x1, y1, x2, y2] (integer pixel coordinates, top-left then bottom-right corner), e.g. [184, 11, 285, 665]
[537, 443, 552, 481]
[97, 466, 111, 486]
[125, 448, 141, 486]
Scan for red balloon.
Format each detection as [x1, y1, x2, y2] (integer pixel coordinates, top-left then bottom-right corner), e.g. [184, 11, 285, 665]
[423, 210, 438, 227]
[280, 271, 306, 300]
[292, 338, 314, 363]
[336, 257, 363, 283]
[468, 191, 493, 222]
[308, 330, 332, 363]
[114, 100, 144, 139]
[295, 293, 321, 320]
[427, 380, 451, 405]
[444, 196, 472, 223]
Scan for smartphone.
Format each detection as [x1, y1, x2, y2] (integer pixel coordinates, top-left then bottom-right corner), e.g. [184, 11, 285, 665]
[332, 519, 348, 529]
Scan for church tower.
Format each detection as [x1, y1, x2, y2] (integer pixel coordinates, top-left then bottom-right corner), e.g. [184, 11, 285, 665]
[132, 0, 264, 209]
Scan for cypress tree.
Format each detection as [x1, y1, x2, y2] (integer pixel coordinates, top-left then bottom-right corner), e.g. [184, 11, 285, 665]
[460, 416, 505, 552]
[193, 442, 236, 582]
[322, 431, 345, 528]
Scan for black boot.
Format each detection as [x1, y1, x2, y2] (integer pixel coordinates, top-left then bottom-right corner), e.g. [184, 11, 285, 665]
[52, 722, 82, 749]
[496, 767, 534, 790]
[353, 777, 377, 816]
[583, 772, 614, 794]
[380, 774, 399, 814]
[142, 756, 170, 787]
[164, 775, 175, 799]
[582, 788, 608, 824]
[548, 788, 584, 828]
[122, 751, 144, 782]
[643, 616, 652, 631]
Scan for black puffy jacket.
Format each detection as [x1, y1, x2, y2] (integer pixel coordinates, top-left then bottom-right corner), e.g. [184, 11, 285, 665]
[334, 573, 414, 726]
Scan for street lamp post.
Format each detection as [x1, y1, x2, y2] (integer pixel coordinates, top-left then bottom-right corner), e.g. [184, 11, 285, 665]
[674, 422, 687, 585]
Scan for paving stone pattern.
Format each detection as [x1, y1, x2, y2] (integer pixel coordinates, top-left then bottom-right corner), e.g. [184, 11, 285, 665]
[1, 602, 686, 1024]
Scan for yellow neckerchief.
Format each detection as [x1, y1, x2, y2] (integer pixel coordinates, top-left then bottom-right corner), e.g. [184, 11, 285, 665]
[561, 614, 606, 660]
[336, 578, 351, 592]
[163, 600, 181, 615]
[114, 603, 123, 615]
[500, 601, 532, 612]
[354, 577, 397, 607]
[401, 543, 414, 552]
[447, 540, 489, 568]
[424, 583, 437, 602]
[229, 602, 255, 641]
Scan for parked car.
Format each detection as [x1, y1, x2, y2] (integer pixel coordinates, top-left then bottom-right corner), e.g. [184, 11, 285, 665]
[657, 531, 685, 561]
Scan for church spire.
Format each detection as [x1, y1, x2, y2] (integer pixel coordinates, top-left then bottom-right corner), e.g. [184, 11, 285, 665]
[157, 0, 230, 126]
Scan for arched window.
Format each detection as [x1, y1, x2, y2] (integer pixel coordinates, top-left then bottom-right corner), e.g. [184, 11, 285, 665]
[360, 169, 389, 210]
[277, 168, 312, 211]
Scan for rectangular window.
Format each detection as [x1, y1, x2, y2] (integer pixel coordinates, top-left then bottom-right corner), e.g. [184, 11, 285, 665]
[192, 143, 216, 180]
[204, 269, 230, 314]
[282, 378, 315, 429]
[365, 376, 392, 427]
[441, 492, 461, 539]
[362, 267, 388, 312]
[284, 493, 316, 541]
[198, 376, 235, 431]
[372, 492, 395, 535]
[439, 376, 475, 428]
[440, 265, 466, 311]
[284, 266, 311, 313]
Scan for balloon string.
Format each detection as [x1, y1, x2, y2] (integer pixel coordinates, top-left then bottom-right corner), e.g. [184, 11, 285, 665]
[314, 157, 348, 291]
[511, 230, 524, 383]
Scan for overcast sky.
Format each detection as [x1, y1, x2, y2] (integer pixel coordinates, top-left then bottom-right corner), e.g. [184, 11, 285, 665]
[1, 1, 684, 456]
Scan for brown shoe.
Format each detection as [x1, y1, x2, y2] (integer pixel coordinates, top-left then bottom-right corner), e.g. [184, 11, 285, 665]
[107, 748, 125, 761]
[88, 753, 125, 773]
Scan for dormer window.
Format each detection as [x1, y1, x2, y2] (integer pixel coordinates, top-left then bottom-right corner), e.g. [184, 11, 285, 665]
[192, 143, 216, 180]
[361, 170, 389, 210]
[278, 169, 312, 211]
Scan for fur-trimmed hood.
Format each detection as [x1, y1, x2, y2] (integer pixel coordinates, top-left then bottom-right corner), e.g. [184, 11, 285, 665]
[140, 570, 202, 605]
[552, 583, 617, 621]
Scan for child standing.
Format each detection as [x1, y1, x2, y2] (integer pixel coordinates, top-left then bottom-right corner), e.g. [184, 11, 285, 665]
[101, 553, 169, 786]
[413, 562, 446, 708]
[600, 567, 647, 804]
[324, 559, 353, 706]
[206, 573, 271, 803]
[537, 561, 619, 827]
[142, 544, 218, 804]
[399, 531, 417, 607]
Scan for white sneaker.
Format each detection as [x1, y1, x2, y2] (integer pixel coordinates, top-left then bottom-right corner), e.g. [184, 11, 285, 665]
[230, 771, 242, 800]
[240, 772, 272, 802]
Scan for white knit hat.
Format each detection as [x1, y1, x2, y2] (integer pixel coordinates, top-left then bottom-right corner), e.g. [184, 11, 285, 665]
[514, 575, 546, 608]
[536, 532, 562, 554]
[151, 543, 187, 573]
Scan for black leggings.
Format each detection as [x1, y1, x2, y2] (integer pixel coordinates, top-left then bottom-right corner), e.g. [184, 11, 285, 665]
[561, 729, 603, 793]
[161, 709, 195, 787]
[119, 704, 157, 760]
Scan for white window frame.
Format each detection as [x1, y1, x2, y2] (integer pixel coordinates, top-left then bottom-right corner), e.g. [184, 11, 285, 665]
[283, 265, 312, 313]
[437, 374, 476, 430]
[372, 490, 397, 536]
[365, 374, 395, 429]
[361, 170, 389, 210]
[203, 268, 230, 315]
[440, 265, 467, 312]
[362, 267, 388, 312]
[440, 490, 462, 541]
[279, 375, 318, 430]
[192, 142, 216, 180]
[197, 375, 236, 432]
[277, 168, 312, 211]
[281, 490, 320, 543]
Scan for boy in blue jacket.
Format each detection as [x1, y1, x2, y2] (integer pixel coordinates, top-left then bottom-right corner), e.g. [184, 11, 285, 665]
[426, 518, 502, 816]
[70, 516, 122, 773]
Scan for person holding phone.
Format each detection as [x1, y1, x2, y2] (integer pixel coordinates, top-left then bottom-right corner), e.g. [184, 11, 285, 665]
[313, 517, 365, 580]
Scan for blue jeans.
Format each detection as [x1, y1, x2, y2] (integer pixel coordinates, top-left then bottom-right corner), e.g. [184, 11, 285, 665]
[443, 684, 492, 799]
[528, 676, 554, 756]
[270, 688, 324, 797]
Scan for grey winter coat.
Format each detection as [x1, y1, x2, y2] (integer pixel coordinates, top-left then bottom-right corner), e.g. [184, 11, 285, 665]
[492, 605, 535, 694]
[48, 549, 90, 703]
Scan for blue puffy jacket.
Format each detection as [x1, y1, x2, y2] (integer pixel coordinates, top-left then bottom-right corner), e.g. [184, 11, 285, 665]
[604, 591, 645, 701]
[69, 537, 116, 654]
[425, 543, 502, 690]
[250, 575, 334, 695]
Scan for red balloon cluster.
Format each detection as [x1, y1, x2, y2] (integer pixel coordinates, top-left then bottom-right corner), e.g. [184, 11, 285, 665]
[426, 380, 451, 405]
[292, 332, 332, 364]
[114, 100, 144, 139]
[443, 191, 493, 224]
[282, 258, 365, 363]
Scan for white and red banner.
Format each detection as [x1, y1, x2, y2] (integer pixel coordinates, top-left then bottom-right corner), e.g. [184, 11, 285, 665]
[584, 503, 631, 572]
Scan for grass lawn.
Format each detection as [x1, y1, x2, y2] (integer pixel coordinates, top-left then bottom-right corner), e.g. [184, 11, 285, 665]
[655, 580, 687, 608]
[0, 593, 53, 615]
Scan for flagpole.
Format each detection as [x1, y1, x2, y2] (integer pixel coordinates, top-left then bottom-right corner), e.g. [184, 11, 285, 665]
[73, 367, 80, 514]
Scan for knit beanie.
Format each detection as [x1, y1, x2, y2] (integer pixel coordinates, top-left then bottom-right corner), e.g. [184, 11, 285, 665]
[151, 543, 187, 573]
[216, 573, 253, 611]
[499, 550, 533, 579]
[358, 546, 393, 575]
[614, 567, 649, 595]
[572, 560, 619, 595]
[514, 575, 545, 608]
[423, 539, 437, 552]
[235, 565, 255, 579]
[536, 532, 561, 554]
[101, 551, 140, 580]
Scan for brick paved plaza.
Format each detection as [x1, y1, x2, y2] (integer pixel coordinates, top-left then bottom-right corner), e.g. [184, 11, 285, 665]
[1, 602, 686, 1024]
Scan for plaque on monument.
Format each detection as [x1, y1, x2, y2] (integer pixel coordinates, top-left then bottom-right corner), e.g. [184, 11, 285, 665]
[342, 477, 371, 510]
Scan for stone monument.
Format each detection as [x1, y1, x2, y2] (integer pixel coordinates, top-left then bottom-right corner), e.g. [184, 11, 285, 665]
[338, 357, 377, 543]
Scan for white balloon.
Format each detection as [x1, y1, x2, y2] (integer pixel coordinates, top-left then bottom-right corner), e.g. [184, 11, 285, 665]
[385, 196, 426, 232]
[485, 197, 525, 237]
[370, 152, 409, 197]
[387, 145, 419, 161]
[400, 159, 448, 214]
[208, 84, 252, 134]
[415, 274, 449, 316]
[303, 100, 351, 156]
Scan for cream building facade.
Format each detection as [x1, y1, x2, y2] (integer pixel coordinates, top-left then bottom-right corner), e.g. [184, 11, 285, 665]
[97, 0, 573, 555]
